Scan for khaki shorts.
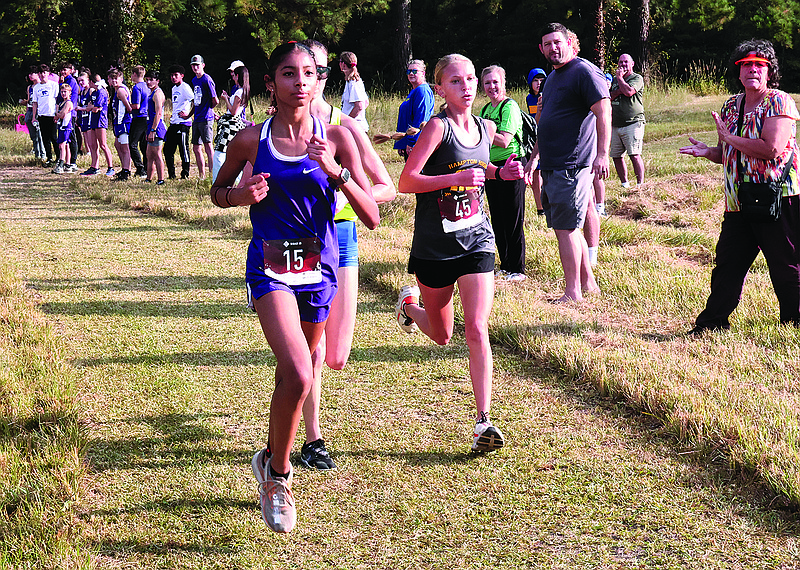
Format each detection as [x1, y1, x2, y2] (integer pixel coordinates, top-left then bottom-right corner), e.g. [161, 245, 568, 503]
[610, 122, 645, 158]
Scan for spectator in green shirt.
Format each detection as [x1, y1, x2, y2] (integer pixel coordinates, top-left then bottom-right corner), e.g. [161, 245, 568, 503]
[610, 54, 645, 187]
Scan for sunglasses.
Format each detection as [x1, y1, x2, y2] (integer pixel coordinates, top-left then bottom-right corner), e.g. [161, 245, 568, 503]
[317, 66, 331, 78]
[406, 69, 420, 75]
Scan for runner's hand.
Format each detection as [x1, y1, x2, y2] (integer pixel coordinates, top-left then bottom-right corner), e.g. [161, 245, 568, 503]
[452, 167, 485, 188]
[306, 134, 338, 177]
[237, 173, 270, 205]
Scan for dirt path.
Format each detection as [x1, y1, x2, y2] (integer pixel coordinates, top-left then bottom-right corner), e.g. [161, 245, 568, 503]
[1, 165, 797, 569]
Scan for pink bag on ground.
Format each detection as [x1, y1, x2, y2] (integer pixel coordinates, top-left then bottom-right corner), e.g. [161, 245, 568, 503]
[16, 114, 29, 134]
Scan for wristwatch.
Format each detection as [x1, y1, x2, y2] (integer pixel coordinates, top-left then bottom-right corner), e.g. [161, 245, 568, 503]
[335, 167, 350, 187]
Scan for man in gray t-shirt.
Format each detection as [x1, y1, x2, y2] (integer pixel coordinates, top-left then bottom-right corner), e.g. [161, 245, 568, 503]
[525, 22, 610, 302]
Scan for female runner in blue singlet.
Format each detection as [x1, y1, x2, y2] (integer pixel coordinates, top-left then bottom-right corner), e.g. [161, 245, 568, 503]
[210, 42, 379, 534]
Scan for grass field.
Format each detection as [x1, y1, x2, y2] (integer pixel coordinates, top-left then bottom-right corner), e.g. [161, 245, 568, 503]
[1, 84, 800, 568]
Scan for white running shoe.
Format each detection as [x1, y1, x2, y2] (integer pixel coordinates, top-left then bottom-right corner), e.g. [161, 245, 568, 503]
[472, 412, 505, 452]
[251, 449, 296, 533]
[506, 273, 527, 282]
[395, 285, 420, 333]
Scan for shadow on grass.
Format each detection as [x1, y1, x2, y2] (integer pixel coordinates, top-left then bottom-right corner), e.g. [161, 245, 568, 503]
[29, 274, 245, 293]
[334, 447, 493, 466]
[40, 300, 248, 319]
[492, 320, 677, 345]
[73, 342, 456, 368]
[87, 412, 245, 472]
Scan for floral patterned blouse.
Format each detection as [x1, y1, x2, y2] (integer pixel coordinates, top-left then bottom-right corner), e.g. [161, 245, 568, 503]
[720, 89, 800, 212]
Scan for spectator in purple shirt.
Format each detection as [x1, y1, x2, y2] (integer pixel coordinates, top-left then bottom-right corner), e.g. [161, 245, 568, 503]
[189, 54, 219, 178]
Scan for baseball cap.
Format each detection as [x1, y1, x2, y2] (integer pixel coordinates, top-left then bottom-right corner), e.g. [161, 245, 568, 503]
[228, 60, 245, 71]
[190, 55, 204, 65]
[735, 53, 770, 66]
[527, 68, 547, 84]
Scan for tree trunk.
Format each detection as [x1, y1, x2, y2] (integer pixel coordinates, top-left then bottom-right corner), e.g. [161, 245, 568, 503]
[394, 0, 412, 89]
[591, 0, 605, 69]
[634, 0, 650, 80]
[37, 7, 58, 64]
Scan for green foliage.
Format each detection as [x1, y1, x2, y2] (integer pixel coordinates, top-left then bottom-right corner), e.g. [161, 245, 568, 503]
[677, 0, 735, 30]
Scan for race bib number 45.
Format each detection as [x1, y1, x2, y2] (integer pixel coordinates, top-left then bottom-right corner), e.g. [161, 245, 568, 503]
[438, 186, 481, 233]
[262, 237, 323, 286]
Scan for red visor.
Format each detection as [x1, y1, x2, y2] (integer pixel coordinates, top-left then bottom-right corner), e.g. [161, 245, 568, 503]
[735, 53, 770, 66]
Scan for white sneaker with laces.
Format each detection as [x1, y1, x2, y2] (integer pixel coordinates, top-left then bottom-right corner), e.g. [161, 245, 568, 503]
[506, 273, 527, 282]
[472, 412, 505, 452]
[251, 449, 296, 533]
[395, 285, 420, 333]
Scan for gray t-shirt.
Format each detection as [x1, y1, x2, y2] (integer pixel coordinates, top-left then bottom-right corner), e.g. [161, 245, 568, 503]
[538, 57, 609, 170]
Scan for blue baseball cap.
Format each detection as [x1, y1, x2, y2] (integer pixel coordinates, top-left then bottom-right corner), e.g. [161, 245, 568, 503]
[527, 68, 547, 84]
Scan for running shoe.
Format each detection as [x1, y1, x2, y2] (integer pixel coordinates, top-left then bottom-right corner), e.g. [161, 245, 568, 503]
[52, 161, 64, 174]
[495, 269, 509, 279]
[80, 167, 99, 176]
[114, 169, 130, 182]
[66, 163, 78, 173]
[472, 411, 505, 452]
[43, 159, 54, 168]
[506, 273, 527, 282]
[299, 439, 337, 470]
[595, 203, 607, 217]
[105, 168, 116, 177]
[395, 285, 419, 333]
[156, 179, 165, 186]
[251, 449, 296, 533]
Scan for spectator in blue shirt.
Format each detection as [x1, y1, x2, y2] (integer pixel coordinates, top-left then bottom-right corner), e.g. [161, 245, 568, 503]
[393, 59, 435, 161]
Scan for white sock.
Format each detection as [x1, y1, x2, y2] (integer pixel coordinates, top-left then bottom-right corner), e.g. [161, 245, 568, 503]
[588, 246, 598, 266]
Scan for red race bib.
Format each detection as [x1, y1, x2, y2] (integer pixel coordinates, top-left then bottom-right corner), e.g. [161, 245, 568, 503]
[262, 237, 323, 285]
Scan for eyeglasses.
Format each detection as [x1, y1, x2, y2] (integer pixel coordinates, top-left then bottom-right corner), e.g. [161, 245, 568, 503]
[406, 69, 420, 75]
[317, 66, 331, 78]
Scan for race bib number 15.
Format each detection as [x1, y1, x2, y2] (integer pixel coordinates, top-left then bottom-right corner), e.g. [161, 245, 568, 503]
[262, 237, 323, 286]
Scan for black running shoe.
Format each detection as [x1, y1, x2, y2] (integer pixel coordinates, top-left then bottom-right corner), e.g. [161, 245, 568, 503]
[299, 438, 337, 470]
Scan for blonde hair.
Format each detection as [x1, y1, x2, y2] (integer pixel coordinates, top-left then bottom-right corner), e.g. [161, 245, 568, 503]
[568, 30, 580, 55]
[480, 64, 506, 85]
[340, 51, 361, 81]
[433, 53, 472, 85]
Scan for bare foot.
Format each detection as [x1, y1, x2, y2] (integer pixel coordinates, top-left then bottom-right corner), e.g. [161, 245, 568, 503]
[551, 294, 584, 304]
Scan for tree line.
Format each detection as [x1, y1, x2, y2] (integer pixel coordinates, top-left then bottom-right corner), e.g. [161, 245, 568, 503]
[3, 0, 800, 103]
